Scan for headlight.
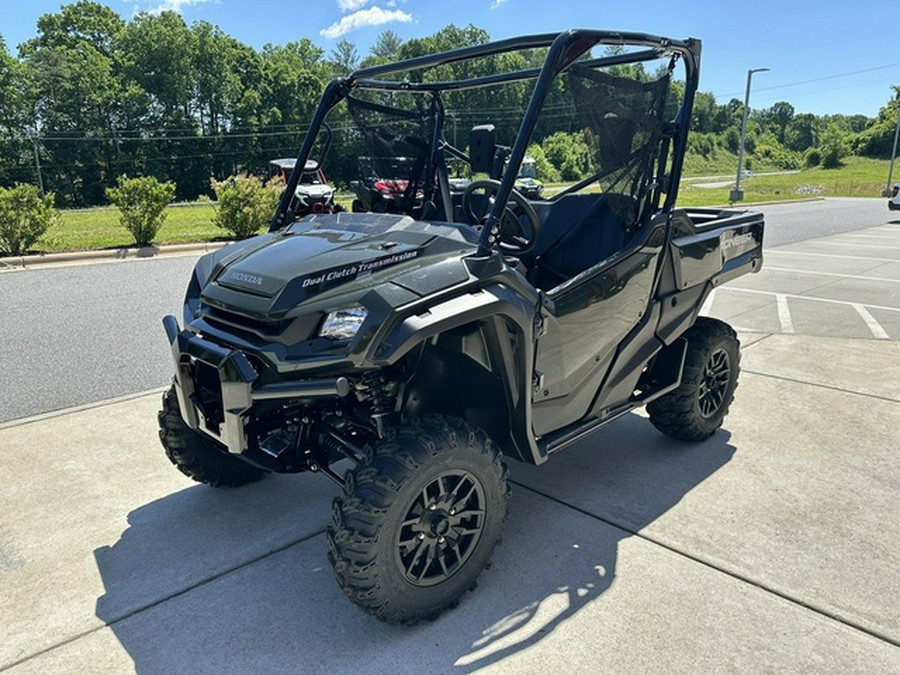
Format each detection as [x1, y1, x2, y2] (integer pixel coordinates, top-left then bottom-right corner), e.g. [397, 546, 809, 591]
[319, 305, 368, 341]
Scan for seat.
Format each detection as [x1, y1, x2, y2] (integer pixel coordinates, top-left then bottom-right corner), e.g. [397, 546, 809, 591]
[530, 193, 637, 289]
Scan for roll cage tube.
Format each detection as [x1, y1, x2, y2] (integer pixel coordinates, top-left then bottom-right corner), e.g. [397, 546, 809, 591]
[271, 30, 700, 239]
[476, 30, 700, 257]
[270, 79, 347, 231]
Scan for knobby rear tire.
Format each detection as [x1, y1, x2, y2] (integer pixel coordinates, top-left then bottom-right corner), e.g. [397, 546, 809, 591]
[647, 317, 740, 442]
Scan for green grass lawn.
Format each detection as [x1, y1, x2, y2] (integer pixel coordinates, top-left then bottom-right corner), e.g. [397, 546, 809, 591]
[42, 203, 223, 253]
[677, 156, 890, 207]
[19, 156, 894, 255]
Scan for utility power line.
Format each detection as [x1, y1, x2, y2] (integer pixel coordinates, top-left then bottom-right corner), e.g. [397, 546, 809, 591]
[715, 62, 899, 101]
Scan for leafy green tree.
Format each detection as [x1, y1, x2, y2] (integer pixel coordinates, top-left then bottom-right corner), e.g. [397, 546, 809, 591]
[260, 39, 327, 130]
[785, 113, 817, 152]
[120, 12, 194, 115]
[764, 101, 794, 145]
[0, 37, 32, 189]
[820, 123, 849, 169]
[106, 175, 175, 245]
[192, 21, 241, 136]
[722, 127, 740, 154]
[804, 148, 821, 168]
[0, 184, 58, 255]
[542, 131, 591, 181]
[691, 92, 720, 134]
[363, 30, 403, 66]
[752, 131, 800, 170]
[19, 1, 130, 205]
[25, 0, 125, 56]
[526, 144, 561, 182]
[330, 39, 359, 76]
[852, 87, 899, 158]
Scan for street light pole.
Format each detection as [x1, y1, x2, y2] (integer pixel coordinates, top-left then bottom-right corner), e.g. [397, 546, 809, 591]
[730, 67, 769, 202]
[882, 102, 900, 197]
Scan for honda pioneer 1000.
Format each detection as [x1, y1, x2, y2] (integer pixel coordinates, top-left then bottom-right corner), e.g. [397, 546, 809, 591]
[160, 29, 764, 624]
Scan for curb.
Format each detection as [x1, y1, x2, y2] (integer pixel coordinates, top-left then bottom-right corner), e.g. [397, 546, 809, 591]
[1, 241, 229, 270]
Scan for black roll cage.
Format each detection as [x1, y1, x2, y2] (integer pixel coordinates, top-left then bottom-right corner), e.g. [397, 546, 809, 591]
[271, 29, 701, 256]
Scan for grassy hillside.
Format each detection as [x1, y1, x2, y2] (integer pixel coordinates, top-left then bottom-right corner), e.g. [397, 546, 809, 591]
[677, 156, 889, 206]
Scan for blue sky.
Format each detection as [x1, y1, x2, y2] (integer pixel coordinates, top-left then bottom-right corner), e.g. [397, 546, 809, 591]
[2, 0, 897, 117]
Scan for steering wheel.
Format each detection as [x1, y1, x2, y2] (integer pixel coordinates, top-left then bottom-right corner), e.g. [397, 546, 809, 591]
[461, 179, 541, 257]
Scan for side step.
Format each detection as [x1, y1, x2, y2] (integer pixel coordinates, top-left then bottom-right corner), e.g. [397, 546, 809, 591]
[537, 338, 686, 457]
[539, 405, 635, 456]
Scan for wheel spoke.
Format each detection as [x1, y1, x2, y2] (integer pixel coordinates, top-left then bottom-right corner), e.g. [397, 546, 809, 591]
[417, 542, 438, 582]
[437, 548, 450, 577]
[450, 508, 484, 523]
[451, 480, 478, 512]
[447, 472, 471, 502]
[398, 533, 420, 554]
[454, 527, 481, 536]
[449, 539, 463, 563]
[406, 539, 429, 578]
[698, 348, 730, 418]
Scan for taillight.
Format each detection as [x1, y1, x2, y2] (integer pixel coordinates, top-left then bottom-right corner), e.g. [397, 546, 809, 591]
[374, 180, 394, 197]
[893, 185, 899, 198]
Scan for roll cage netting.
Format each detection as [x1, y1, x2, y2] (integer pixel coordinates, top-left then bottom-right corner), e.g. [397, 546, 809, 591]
[271, 29, 701, 250]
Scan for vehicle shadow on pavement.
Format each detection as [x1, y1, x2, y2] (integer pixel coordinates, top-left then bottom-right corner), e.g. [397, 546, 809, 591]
[93, 472, 338, 625]
[92, 413, 734, 673]
[454, 413, 735, 670]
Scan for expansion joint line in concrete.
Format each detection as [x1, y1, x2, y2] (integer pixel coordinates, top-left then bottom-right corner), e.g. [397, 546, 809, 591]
[0, 528, 327, 672]
[511, 481, 900, 650]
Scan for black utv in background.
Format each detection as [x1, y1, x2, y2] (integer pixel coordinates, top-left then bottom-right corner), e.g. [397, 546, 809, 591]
[160, 29, 764, 624]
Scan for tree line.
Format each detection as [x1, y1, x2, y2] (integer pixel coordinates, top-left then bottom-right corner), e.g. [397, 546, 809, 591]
[1, 0, 898, 207]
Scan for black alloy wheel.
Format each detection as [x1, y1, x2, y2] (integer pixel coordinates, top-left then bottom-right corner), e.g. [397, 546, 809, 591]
[396, 470, 486, 587]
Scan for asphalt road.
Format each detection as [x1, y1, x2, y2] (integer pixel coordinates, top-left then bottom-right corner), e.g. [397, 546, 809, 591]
[0, 256, 196, 423]
[0, 197, 894, 424]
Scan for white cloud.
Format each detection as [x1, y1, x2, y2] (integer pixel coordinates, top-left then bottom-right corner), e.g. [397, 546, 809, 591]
[139, 0, 216, 14]
[490, 0, 509, 8]
[320, 6, 412, 39]
[338, 0, 370, 11]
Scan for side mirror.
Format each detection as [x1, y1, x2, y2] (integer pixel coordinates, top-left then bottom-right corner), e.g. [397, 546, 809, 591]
[469, 125, 496, 174]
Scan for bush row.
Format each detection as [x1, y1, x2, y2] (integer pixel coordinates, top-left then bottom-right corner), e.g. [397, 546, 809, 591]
[0, 175, 281, 255]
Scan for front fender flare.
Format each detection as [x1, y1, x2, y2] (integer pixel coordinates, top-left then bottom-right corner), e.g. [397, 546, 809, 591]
[368, 283, 545, 464]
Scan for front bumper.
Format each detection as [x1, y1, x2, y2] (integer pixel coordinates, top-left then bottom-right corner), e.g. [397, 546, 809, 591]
[889, 200, 900, 211]
[163, 315, 350, 454]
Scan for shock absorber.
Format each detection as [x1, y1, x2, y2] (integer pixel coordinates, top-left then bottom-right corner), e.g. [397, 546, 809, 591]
[356, 372, 390, 439]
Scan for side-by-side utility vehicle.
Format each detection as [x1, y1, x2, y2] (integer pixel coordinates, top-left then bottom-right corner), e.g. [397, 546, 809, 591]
[159, 29, 764, 624]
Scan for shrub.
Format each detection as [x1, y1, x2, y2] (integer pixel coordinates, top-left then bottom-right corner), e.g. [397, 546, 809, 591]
[0, 184, 58, 256]
[212, 175, 281, 239]
[753, 142, 801, 170]
[525, 144, 561, 182]
[542, 131, 591, 181]
[106, 175, 176, 246]
[804, 148, 821, 169]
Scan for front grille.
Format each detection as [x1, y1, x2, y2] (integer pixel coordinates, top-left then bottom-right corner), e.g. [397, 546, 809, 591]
[204, 304, 288, 334]
[200, 303, 321, 346]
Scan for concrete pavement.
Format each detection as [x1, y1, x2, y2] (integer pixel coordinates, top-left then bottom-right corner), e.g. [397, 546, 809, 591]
[1, 331, 898, 674]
